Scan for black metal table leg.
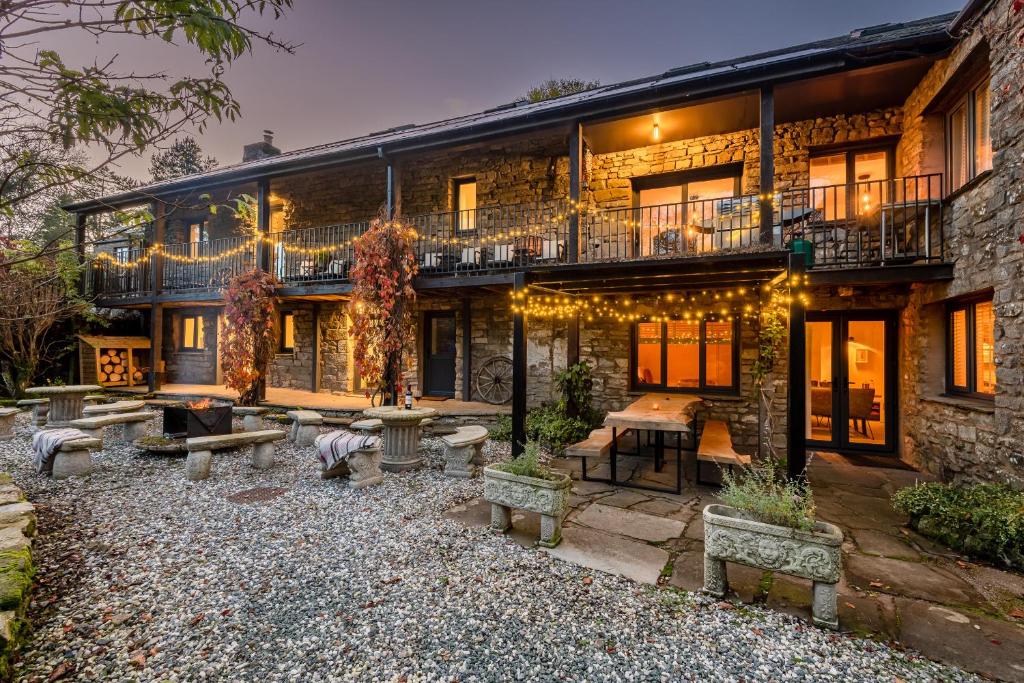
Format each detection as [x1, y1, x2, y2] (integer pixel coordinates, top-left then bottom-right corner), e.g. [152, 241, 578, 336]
[610, 425, 618, 485]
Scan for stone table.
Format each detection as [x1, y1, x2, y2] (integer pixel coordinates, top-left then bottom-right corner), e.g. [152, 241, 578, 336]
[362, 406, 438, 472]
[25, 385, 102, 428]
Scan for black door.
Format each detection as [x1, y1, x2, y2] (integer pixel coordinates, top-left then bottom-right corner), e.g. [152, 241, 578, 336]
[806, 311, 898, 454]
[423, 312, 456, 397]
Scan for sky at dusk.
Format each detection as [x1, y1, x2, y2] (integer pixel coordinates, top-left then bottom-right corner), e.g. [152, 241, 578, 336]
[49, 0, 965, 179]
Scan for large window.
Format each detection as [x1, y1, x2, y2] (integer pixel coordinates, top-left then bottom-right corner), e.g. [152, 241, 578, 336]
[187, 220, 209, 259]
[947, 77, 992, 192]
[453, 178, 477, 231]
[809, 146, 892, 221]
[947, 297, 995, 397]
[280, 311, 295, 353]
[180, 315, 205, 351]
[633, 166, 741, 255]
[633, 318, 737, 392]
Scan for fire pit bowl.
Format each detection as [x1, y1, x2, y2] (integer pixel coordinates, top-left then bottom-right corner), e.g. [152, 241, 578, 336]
[163, 399, 233, 439]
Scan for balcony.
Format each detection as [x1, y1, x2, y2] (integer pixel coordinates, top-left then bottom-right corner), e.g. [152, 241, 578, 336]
[87, 174, 945, 299]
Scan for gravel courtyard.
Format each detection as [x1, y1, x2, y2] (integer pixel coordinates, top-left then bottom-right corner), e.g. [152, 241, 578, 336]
[2, 415, 977, 682]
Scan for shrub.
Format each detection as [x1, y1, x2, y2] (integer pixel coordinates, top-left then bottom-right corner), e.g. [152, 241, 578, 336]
[554, 362, 601, 426]
[891, 483, 1024, 570]
[489, 415, 512, 442]
[720, 459, 816, 531]
[495, 441, 558, 480]
[526, 405, 592, 454]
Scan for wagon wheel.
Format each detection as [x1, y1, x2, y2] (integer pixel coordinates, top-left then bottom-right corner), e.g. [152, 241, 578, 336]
[476, 356, 513, 405]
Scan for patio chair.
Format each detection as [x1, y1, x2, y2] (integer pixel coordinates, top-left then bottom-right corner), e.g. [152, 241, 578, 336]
[848, 387, 876, 439]
[810, 387, 831, 427]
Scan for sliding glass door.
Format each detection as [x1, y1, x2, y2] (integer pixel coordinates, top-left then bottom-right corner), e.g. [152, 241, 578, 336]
[806, 311, 897, 453]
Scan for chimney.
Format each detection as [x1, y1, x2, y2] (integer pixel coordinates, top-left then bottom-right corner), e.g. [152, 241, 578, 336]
[243, 129, 281, 162]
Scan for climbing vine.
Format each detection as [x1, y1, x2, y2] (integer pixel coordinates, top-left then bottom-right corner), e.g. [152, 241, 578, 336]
[754, 287, 789, 462]
[221, 268, 279, 405]
[348, 215, 419, 401]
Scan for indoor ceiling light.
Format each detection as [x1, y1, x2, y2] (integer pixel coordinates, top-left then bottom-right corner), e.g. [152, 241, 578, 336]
[652, 122, 660, 141]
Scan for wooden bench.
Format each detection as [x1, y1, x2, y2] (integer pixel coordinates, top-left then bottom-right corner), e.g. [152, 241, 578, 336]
[0, 407, 19, 441]
[69, 411, 155, 447]
[440, 425, 488, 478]
[566, 427, 615, 459]
[185, 429, 287, 481]
[53, 436, 102, 480]
[696, 420, 751, 486]
[83, 400, 146, 416]
[286, 410, 323, 446]
[232, 406, 270, 432]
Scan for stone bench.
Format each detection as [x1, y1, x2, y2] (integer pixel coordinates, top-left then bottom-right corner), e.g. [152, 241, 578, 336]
[69, 412, 155, 447]
[0, 407, 19, 441]
[696, 420, 751, 486]
[232, 406, 270, 432]
[440, 425, 488, 478]
[83, 400, 146, 416]
[185, 429, 287, 481]
[286, 410, 323, 446]
[16, 399, 49, 427]
[349, 418, 383, 434]
[52, 436, 103, 480]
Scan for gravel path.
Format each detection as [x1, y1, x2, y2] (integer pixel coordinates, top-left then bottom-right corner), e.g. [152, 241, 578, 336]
[2, 414, 977, 682]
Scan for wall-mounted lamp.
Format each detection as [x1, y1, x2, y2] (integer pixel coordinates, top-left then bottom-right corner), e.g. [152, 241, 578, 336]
[652, 122, 660, 142]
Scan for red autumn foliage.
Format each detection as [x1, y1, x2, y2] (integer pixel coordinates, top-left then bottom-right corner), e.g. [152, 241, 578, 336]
[220, 268, 279, 405]
[348, 217, 419, 397]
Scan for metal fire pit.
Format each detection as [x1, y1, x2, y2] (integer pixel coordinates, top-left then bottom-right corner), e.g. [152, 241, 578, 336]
[163, 403, 232, 439]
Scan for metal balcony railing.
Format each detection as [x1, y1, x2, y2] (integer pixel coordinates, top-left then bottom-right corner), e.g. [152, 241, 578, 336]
[89, 245, 150, 298]
[161, 235, 256, 291]
[272, 221, 369, 284]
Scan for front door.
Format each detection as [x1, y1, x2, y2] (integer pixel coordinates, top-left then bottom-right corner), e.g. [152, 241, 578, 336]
[423, 312, 456, 397]
[806, 311, 897, 453]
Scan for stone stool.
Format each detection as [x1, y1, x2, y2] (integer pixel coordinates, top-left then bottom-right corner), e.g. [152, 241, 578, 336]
[52, 437, 101, 480]
[286, 410, 324, 446]
[233, 406, 270, 432]
[16, 399, 48, 427]
[349, 418, 384, 435]
[440, 425, 489, 478]
[346, 447, 384, 489]
[0, 407, 19, 441]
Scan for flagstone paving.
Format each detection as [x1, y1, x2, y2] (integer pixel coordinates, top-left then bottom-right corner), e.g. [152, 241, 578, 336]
[449, 452, 1024, 682]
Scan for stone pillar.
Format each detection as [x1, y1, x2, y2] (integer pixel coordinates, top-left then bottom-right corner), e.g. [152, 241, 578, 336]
[812, 581, 839, 630]
[251, 442, 275, 470]
[490, 503, 512, 532]
[123, 420, 149, 442]
[186, 450, 212, 481]
[52, 448, 93, 480]
[46, 396, 85, 428]
[380, 423, 421, 472]
[702, 554, 728, 597]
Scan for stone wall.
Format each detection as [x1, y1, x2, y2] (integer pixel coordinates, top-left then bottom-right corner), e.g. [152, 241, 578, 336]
[163, 186, 254, 243]
[268, 307, 315, 391]
[0, 474, 35, 681]
[162, 308, 220, 385]
[892, 0, 1024, 488]
[272, 162, 388, 229]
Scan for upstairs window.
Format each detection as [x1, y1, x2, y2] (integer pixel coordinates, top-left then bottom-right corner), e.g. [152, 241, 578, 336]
[947, 297, 995, 397]
[947, 77, 992, 192]
[113, 246, 130, 263]
[809, 146, 892, 221]
[633, 318, 737, 393]
[180, 315, 205, 351]
[453, 178, 477, 231]
[280, 311, 295, 352]
[188, 220, 209, 258]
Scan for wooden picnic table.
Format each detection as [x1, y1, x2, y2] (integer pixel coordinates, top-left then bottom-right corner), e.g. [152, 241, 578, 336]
[601, 393, 703, 494]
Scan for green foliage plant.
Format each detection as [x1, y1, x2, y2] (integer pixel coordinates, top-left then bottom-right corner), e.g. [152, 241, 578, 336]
[720, 459, 816, 531]
[495, 441, 559, 481]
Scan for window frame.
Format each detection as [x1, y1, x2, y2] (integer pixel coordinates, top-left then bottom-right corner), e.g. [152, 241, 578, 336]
[279, 311, 295, 353]
[452, 177, 477, 232]
[631, 164, 743, 209]
[179, 314, 204, 352]
[945, 76, 992, 194]
[629, 317, 740, 395]
[945, 295, 995, 400]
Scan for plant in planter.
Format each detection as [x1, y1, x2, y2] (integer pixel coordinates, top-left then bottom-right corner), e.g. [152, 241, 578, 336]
[703, 459, 844, 630]
[484, 442, 572, 548]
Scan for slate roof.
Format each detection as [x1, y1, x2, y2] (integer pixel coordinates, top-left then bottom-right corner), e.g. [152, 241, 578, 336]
[67, 11, 959, 212]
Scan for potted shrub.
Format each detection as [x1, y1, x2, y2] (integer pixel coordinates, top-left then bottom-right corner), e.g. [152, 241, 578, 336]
[484, 442, 571, 548]
[702, 460, 843, 629]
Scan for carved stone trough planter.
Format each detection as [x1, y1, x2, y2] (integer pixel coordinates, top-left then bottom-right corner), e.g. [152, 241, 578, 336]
[702, 504, 843, 630]
[483, 465, 571, 548]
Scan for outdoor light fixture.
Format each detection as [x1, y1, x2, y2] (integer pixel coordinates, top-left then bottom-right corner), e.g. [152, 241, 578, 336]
[652, 122, 660, 141]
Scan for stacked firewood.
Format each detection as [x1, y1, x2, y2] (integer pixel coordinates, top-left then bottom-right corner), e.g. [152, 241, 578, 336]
[97, 348, 144, 384]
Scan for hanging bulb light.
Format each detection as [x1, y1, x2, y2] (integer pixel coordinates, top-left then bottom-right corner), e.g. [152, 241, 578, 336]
[652, 122, 660, 142]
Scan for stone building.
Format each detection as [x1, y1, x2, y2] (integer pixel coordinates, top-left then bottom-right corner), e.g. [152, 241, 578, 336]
[70, 0, 1024, 488]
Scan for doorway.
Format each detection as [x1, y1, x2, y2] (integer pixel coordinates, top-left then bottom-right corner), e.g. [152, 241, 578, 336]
[806, 311, 897, 454]
[423, 311, 456, 397]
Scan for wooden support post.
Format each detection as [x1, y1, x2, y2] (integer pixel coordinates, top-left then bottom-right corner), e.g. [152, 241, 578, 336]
[461, 296, 472, 401]
[148, 304, 164, 392]
[75, 212, 88, 296]
[759, 86, 776, 246]
[256, 178, 271, 272]
[311, 303, 322, 393]
[148, 201, 166, 392]
[512, 272, 528, 456]
[567, 310, 580, 368]
[567, 122, 583, 263]
[786, 252, 807, 481]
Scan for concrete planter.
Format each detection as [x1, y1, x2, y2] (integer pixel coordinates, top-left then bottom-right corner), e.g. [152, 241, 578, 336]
[483, 465, 571, 548]
[702, 504, 843, 629]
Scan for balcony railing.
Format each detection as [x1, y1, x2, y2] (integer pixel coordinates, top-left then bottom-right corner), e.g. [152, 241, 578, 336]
[273, 221, 369, 284]
[777, 173, 943, 268]
[409, 200, 569, 275]
[89, 246, 151, 298]
[87, 174, 947, 299]
[162, 235, 256, 291]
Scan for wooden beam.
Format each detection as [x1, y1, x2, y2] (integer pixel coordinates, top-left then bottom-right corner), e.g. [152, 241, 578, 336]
[759, 86, 775, 246]
[461, 296, 472, 401]
[786, 251, 807, 481]
[256, 178, 272, 272]
[311, 303, 322, 393]
[75, 212, 88, 296]
[568, 122, 583, 263]
[567, 310, 580, 368]
[147, 304, 164, 392]
[512, 271, 528, 456]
